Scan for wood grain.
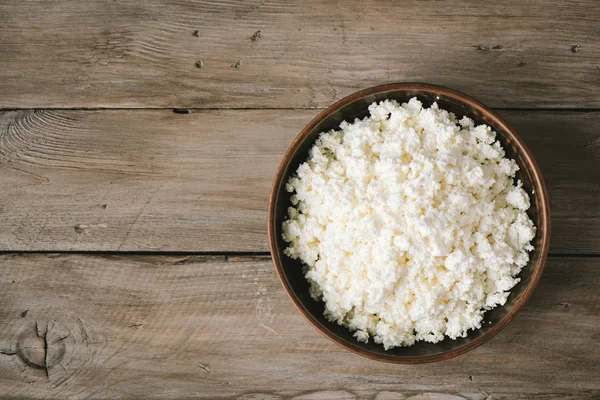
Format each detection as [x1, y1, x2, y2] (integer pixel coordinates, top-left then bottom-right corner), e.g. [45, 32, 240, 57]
[0, 254, 598, 399]
[0, 109, 598, 253]
[1, 0, 600, 109]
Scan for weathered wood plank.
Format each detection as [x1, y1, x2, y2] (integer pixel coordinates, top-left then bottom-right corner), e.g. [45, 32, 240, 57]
[0, 109, 598, 253]
[0, 254, 598, 399]
[1, 0, 600, 109]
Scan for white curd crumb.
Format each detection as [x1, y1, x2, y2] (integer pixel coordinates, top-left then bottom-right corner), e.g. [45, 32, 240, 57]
[282, 98, 536, 349]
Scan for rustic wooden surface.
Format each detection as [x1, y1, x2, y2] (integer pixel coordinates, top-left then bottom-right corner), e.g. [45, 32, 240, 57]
[1, 0, 600, 109]
[1, 0, 599, 398]
[0, 255, 599, 399]
[0, 109, 598, 254]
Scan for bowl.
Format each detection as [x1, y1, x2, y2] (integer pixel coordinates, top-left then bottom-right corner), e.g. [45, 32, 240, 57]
[268, 83, 550, 363]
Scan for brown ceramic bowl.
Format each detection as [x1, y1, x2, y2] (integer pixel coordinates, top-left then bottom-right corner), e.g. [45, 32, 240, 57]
[268, 83, 550, 363]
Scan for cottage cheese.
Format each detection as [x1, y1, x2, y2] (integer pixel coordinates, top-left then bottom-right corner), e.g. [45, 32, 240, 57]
[282, 98, 536, 349]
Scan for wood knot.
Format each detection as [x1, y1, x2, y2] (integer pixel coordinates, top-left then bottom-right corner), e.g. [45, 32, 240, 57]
[16, 322, 67, 378]
[2, 317, 100, 384]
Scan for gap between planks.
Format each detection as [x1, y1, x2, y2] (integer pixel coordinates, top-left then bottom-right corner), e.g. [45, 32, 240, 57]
[0, 250, 595, 258]
[2, 107, 600, 112]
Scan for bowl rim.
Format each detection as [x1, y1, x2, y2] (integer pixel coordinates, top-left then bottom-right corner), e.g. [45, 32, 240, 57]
[268, 82, 551, 364]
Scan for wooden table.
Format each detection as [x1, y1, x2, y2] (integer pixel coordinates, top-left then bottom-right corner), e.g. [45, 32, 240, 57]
[1, 1, 599, 398]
